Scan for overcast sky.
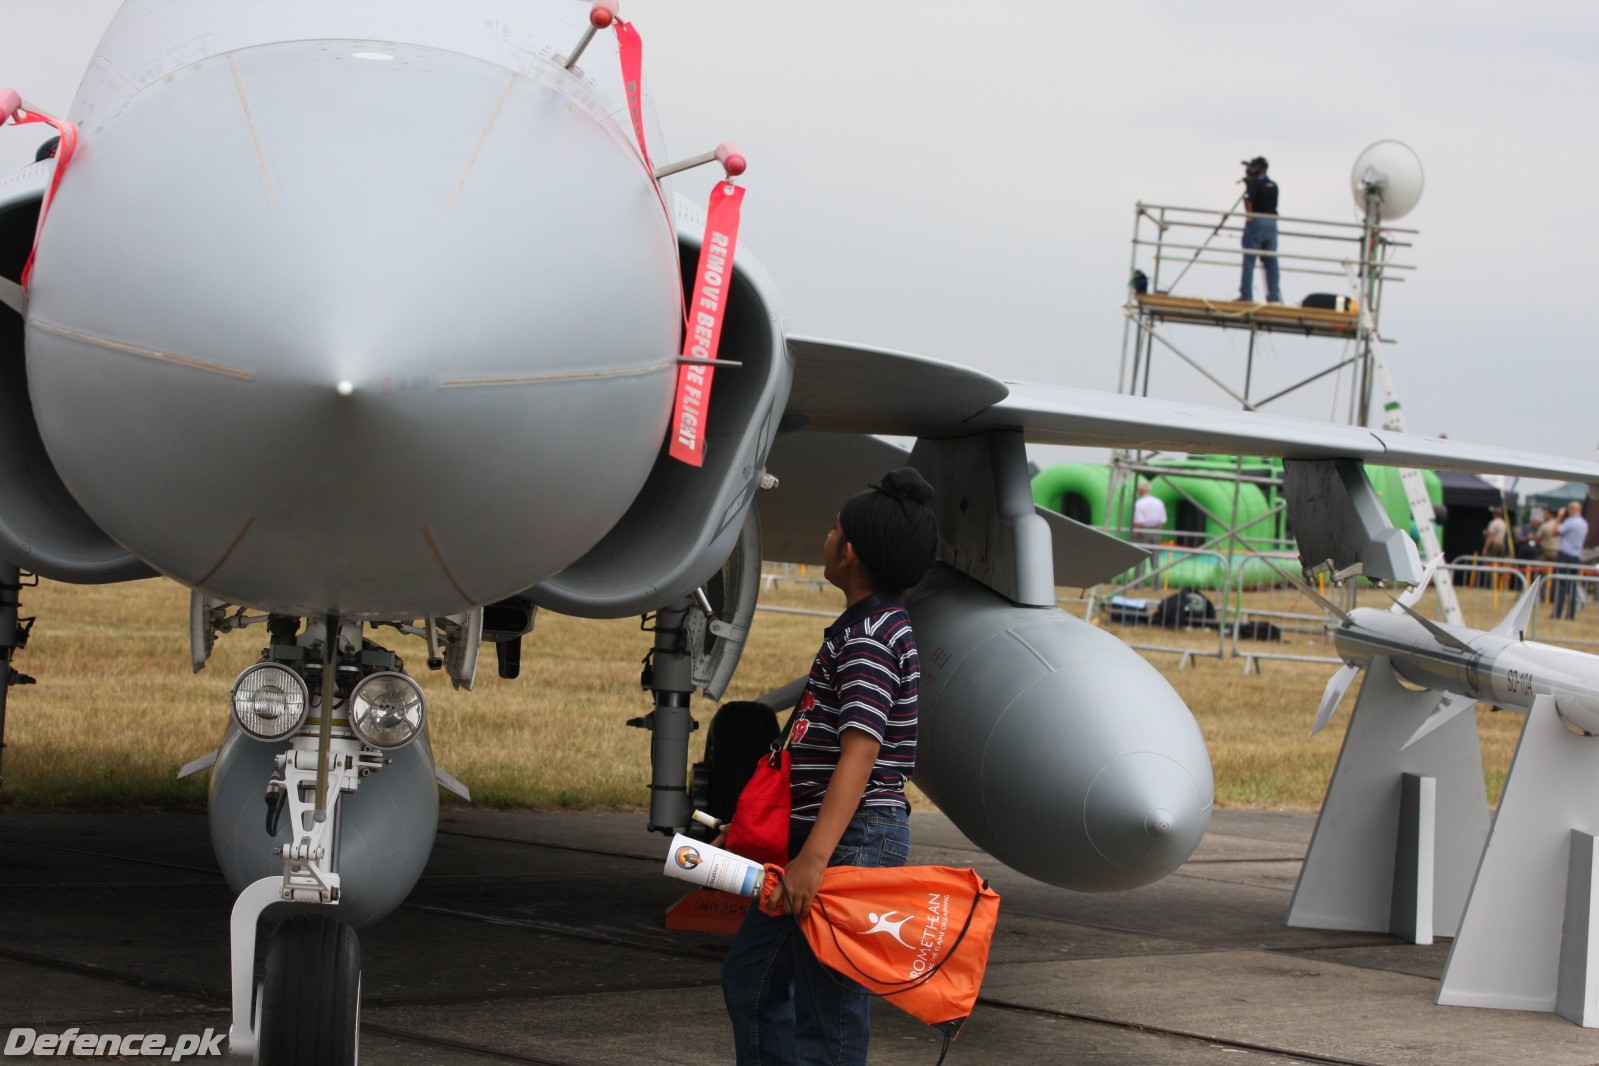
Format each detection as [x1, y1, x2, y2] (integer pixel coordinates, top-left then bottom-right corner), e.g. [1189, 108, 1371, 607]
[4, 1, 1596, 482]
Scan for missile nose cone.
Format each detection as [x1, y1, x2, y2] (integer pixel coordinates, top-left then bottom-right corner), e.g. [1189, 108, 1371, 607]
[1084, 752, 1208, 876]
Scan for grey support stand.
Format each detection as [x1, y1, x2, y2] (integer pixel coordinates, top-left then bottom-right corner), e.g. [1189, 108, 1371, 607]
[1439, 695, 1599, 1024]
[1287, 656, 1489, 942]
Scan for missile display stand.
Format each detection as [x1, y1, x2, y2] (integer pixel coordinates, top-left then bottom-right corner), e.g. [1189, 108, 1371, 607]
[1286, 656, 1488, 942]
[1439, 695, 1599, 1025]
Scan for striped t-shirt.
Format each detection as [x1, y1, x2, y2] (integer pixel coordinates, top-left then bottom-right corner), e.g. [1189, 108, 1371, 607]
[789, 594, 918, 821]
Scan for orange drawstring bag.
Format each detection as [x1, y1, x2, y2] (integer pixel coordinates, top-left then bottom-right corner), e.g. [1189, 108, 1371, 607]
[758, 863, 1000, 1038]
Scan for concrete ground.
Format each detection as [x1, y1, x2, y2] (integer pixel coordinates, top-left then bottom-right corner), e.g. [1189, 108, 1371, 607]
[3, 809, 1597, 1065]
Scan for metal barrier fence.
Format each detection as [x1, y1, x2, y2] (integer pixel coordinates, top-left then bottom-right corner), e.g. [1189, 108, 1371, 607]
[759, 554, 1599, 670]
[1085, 542, 1306, 665]
[1448, 555, 1599, 650]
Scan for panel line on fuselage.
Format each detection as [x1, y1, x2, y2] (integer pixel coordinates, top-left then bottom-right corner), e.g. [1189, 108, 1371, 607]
[421, 528, 473, 604]
[226, 53, 279, 204]
[444, 72, 520, 214]
[196, 516, 256, 587]
[29, 319, 254, 380]
[438, 361, 672, 389]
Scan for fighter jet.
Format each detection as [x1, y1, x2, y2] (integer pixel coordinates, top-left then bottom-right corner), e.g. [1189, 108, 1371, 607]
[2, 2, 1597, 1061]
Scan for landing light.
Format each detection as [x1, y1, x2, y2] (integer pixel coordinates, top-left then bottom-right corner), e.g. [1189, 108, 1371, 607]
[348, 671, 427, 750]
[350, 51, 394, 62]
[231, 662, 310, 741]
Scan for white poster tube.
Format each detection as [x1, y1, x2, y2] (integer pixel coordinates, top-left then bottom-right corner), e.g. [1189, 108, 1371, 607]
[664, 834, 766, 898]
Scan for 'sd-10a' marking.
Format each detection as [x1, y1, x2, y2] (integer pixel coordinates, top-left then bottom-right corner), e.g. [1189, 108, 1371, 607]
[1505, 669, 1537, 696]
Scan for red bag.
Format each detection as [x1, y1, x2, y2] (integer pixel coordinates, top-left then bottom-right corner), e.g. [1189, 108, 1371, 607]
[724, 745, 790, 866]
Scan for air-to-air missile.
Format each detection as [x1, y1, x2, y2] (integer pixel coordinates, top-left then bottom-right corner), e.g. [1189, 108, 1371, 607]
[1286, 557, 1599, 1026]
[1306, 568, 1599, 748]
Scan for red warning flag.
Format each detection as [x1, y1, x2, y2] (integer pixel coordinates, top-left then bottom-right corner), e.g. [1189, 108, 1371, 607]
[612, 20, 649, 168]
[668, 181, 745, 466]
[0, 92, 78, 290]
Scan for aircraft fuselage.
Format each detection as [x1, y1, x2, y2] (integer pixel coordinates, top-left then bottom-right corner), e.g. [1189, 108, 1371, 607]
[27, 0, 685, 618]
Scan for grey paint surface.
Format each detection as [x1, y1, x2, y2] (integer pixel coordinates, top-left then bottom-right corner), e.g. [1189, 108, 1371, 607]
[1288, 658, 1489, 940]
[0, 165, 153, 582]
[910, 566, 1213, 892]
[207, 722, 438, 931]
[979, 381, 1599, 483]
[759, 431, 1144, 586]
[22, 1, 683, 617]
[1440, 695, 1599, 1016]
[782, 335, 1008, 435]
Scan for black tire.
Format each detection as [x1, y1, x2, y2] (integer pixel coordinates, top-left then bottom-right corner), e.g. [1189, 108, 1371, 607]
[701, 700, 780, 822]
[259, 914, 361, 1066]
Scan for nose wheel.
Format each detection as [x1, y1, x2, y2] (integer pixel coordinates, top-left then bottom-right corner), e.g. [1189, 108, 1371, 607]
[258, 914, 362, 1065]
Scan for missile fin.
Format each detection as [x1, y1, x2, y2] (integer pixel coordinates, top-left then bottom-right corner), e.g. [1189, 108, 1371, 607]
[1492, 576, 1543, 638]
[1314, 662, 1361, 734]
[1392, 556, 1442, 612]
[1400, 690, 1478, 750]
[1388, 595, 1472, 651]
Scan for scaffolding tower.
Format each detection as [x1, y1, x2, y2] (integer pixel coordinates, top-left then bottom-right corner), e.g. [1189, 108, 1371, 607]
[1120, 201, 1416, 421]
[1101, 198, 1423, 657]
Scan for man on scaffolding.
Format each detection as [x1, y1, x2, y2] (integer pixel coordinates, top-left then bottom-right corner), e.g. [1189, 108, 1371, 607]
[1238, 156, 1281, 304]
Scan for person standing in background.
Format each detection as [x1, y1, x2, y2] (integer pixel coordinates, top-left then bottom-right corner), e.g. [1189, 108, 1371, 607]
[1553, 501, 1589, 621]
[1132, 481, 1167, 547]
[1536, 506, 1563, 562]
[1131, 481, 1167, 581]
[1479, 508, 1510, 587]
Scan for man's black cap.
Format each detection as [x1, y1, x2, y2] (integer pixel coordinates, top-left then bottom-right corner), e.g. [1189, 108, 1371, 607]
[1242, 155, 1268, 169]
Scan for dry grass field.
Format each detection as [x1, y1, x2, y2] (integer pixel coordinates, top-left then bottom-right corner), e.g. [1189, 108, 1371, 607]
[0, 571, 1560, 813]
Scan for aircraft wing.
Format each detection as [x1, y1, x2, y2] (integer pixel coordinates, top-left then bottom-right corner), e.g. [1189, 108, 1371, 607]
[760, 430, 1145, 587]
[784, 336, 1599, 485]
[783, 337, 1008, 436]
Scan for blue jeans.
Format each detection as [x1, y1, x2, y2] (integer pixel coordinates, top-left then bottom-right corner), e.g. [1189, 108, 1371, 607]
[1240, 217, 1281, 302]
[723, 805, 911, 1066]
[1553, 551, 1582, 619]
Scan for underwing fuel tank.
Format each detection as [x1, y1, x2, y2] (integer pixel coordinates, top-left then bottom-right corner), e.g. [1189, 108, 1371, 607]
[909, 567, 1213, 892]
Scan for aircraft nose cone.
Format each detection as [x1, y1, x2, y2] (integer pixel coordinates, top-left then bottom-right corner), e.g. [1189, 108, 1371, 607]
[24, 39, 681, 616]
[1084, 752, 1208, 875]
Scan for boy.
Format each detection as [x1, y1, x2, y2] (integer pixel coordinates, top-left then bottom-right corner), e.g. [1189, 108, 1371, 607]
[722, 467, 940, 1065]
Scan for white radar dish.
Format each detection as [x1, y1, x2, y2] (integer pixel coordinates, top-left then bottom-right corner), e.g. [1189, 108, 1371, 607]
[1350, 140, 1424, 222]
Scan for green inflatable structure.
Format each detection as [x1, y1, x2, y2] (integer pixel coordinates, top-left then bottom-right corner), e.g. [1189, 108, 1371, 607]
[1031, 457, 1442, 589]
